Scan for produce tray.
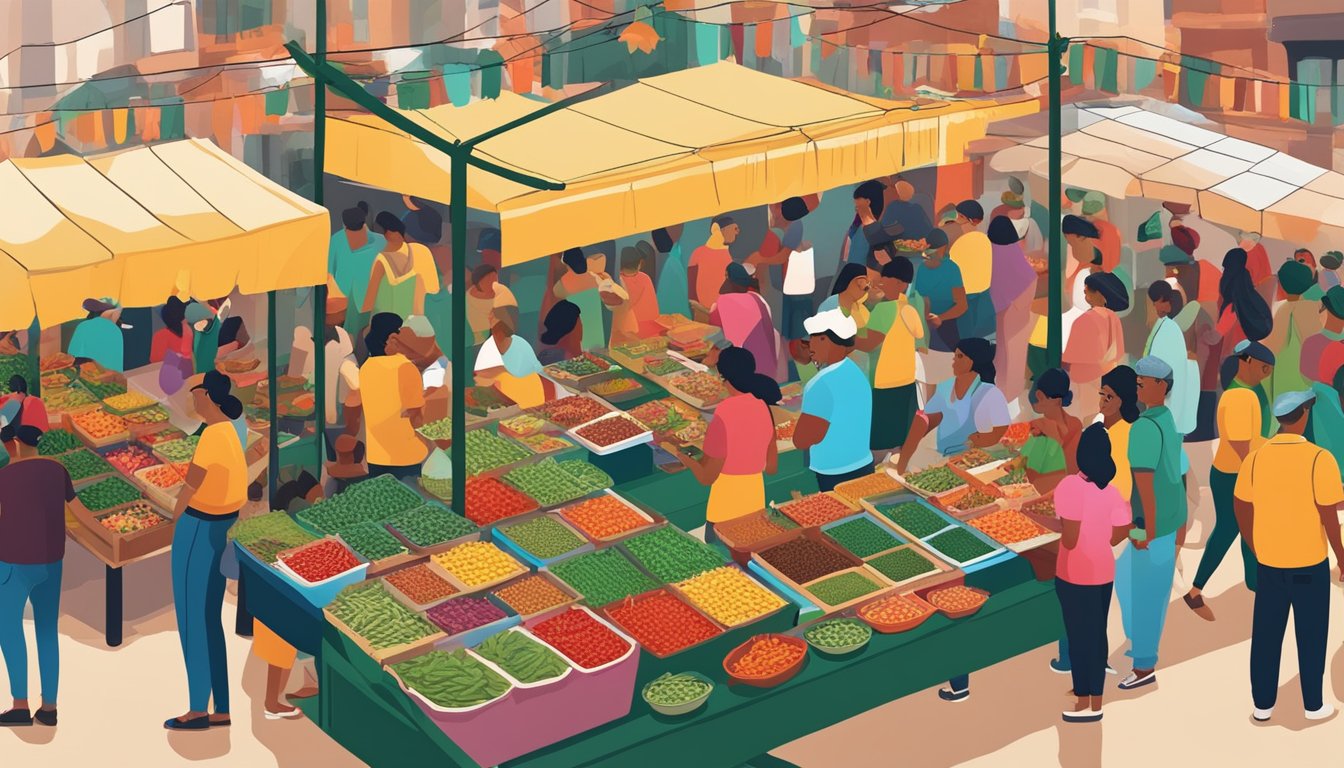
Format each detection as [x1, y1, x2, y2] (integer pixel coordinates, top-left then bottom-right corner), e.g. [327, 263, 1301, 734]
[521, 606, 641, 675]
[387, 522, 482, 558]
[336, 532, 416, 579]
[101, 391, 159, 416]
[543, 353, 614, 387]
[74, 500, 175, 562]
[428, 542, 529, 595]
[960, 505, 1060, 553]
[661, 373, 727, 411]
[1009, 489, 1057, 517]
[274, 538, 372, 608]
[861, 542, 958, 592]
[422, 592, 521, 651]
[712, 510, 800, 566]
[386, 646, 515, 713]
[574, 370, 648, 403]
[324, 605, 445, 665]
[944, 447, 1012, 484]
[771, 405, 798, 454]
[884, 462, 967, 500]
[492, 512, 596, 569]
[854, 591, 940, 634]
[381, 561, 461, 612]
[915, 582, 990, 620]
[131, 463, 185, 509]
[556, 490, 661, 546]
[819, 511, 906, 557]
[669, 563, 791, 629]
[930, 484, 1005, 519]
[601, 587, 725, 661]
[750, 527, 866, 592]
[489, 572, 582, 621]
[71, 412, 131, 448]
[771, 491, 861, 529]
[471, 626, 575, 690]
[797, 565, 896, 614]
[864, 494, 1008, 570]
[45, 382, 103, 418]
[566, 412, 654, 456]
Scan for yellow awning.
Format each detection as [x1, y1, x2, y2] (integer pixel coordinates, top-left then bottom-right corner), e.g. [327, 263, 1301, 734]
[327, 61, 1038, 266]
[0, 138, 328, 331]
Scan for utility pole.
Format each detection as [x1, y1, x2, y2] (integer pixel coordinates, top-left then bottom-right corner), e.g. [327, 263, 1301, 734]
[1046, 0, 1065, 367]
[312, 0, 328, 475]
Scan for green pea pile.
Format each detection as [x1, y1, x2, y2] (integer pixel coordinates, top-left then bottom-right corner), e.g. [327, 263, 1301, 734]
[464, 429, 530, 476]
[82, 379, 127, 399]
[77, 476, 142, 512]
[500, 516, 585, 560]
[825, 518, 902, 559]
[328, 582, 439, 649]
[643, 672, 713, 707]
[876, 502, 950, 539]
[340, 521, 407, 562]
[807, 571, 882, 606]
[419, 417, 452, 441]
[297, 475, 426, 534]
[58, 448, 114, 482]
[550, 549, 658, 607]
[475, 631, 569, 684]
[419, 476, 452, 502]
[805, 619, 872, 649]
[622, 527, 725, 583]
[37, 429, 81, 456]
[154, 436, 200, 463]
[867, 548, 937, 583]
[903, 466, 963, 494]
[392, 650, 512, 709]
[229, 511, 317, 563]
[926, 528, 996, 563]
[386, 504, 478, 548]
[558, 460, 612, 492]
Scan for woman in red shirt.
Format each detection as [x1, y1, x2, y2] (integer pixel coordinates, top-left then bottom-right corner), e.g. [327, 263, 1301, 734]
[150, 297, 194, 364]
[667, 346, 780, 537]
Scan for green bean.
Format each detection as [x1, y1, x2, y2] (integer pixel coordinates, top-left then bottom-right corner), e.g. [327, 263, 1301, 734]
[644, 673, 713, 706]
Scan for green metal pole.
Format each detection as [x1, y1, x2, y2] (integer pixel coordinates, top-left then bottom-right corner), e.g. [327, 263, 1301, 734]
[1046, 4, 1063, 368]
[450, 152, 467, 513]
[27, 319, 40, 399]
[312, 0, 328, 475]
[267, 290, 280, 501]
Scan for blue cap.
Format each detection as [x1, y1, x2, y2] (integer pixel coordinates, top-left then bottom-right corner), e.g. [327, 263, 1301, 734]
[1134, 355, 1173, 381]
[1271, 390, 1315, 418]
[1233, 339, 1275, 366]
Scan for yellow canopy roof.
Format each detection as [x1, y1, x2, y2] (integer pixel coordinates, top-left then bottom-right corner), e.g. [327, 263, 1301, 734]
[0, 138, 329, 331]
[327, 61, 1037, 265]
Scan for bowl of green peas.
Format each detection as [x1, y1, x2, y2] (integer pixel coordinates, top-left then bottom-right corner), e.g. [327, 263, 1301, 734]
[641, 671, 715, 716]
[802, 618, 872, 657]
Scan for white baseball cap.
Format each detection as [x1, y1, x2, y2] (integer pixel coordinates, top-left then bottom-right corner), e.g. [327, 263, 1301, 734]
[803, 308, 858, 340]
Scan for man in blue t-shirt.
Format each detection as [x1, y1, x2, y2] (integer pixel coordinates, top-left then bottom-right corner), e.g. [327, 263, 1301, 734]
[793, 308, 874, 491]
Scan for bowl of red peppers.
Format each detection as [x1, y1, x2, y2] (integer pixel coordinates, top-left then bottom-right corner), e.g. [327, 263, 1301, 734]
[274, 537, 370, 608]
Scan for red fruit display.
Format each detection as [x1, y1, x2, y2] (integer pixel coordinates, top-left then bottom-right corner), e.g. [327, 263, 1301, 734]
[529, 608, 631, 669]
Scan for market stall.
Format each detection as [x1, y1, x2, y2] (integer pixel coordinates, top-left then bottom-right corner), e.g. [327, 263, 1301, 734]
[0, 137, 328, 646]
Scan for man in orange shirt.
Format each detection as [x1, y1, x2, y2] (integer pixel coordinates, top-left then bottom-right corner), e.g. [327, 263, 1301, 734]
[1081, 192, 1121, 274]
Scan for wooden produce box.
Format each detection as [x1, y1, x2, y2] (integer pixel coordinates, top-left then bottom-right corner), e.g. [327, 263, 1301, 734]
[323, 605, 446, 666]
[70, 410, 132, 448]
[959, 505, 1060, 554]
[772, 491, 861, 529]
[797, 565, 896, 615]
[74, 500, 175, 563]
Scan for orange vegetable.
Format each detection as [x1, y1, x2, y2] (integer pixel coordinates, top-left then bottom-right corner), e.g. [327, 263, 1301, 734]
[729, 635, 805, 678]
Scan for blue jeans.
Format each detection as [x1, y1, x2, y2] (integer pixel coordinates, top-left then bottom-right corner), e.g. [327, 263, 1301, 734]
[172, 509, 236, 713]
[1115, 532, 1178, 670]
[0, 560, 62, 702]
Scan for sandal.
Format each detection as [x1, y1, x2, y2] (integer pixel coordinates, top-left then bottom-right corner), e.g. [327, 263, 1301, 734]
[1183, 593, 1215, 622]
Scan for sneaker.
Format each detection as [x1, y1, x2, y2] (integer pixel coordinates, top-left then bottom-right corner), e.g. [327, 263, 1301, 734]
[1105, 664, 1117, 675]
[1062, 708, 1103, 723]
[0, 709, 32, 727]
[1117, 670, 1157, 690]
[1049, 658, 1071, 674]
[1252, 707, 1273, 722]
[938, 687, 970, 703]
[1305, 703, 1335, 721]
[33, 708, 56, 727]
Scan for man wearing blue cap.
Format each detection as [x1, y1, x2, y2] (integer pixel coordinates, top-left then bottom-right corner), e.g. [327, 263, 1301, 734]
[1184, 340, 1274, 621]
[1114, 355, 1186, 691]
[1234, 390, 1344, 722]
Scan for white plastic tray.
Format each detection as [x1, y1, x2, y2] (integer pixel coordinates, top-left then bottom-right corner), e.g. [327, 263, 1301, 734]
[566, 412, 654, 456]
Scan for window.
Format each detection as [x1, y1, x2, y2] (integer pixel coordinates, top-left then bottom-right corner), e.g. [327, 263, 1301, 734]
[1286, 41, 1344, 126]
[352, 0, 369, 43]
[149, 2, 189, 54]
[203, 0, 272, 37]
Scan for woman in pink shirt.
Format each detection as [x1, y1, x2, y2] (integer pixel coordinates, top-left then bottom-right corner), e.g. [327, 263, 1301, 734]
[666, 346, 779, 539]
[1027, 424, 1131, 723]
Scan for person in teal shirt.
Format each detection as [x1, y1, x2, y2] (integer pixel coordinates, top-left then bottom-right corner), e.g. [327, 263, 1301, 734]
[653, 226, 689, 318]
[68, 298, 128, 373]
[186, 302, 223, 375]
[1114, 355, 1186, 693]
[328, 202, 386, 344]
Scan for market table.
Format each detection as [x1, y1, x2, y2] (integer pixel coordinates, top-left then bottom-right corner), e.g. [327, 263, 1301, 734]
[64, 514, 172, 647]
[296, 556, 1058, 768]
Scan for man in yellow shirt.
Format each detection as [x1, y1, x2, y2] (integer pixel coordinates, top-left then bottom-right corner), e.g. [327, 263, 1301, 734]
[949, 200, 994, 340]
[859, 257, 923, 459]
[1234, 390, 1344, 723]
[1184, 340, 1274, 621]
[359, 313, 429, 479]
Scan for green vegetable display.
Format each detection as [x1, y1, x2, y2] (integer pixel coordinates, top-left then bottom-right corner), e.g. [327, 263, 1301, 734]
[419, 416, 452, 441]
[0, 356, 26, 394]
[499, 516, 585, 560]
[867, 548, 937, 583]
[229, 511, 317, 563]
[622, 527, 725, 583]
[58, 448, 114, 482]
[420, 476, 452, 501]
[83, 379, 127, 399]
[385, 504, 478, 548]
[297, 475, 426, 534]
[505, 458, 610, 507]
[643, 672, 713, 706]
[903, 465, 964, 494]
[464, 429, 531, 476]
[77, 476, 143, 512]
[392, 649, 512, 709]
[825, 518, 902, 559]
[37, 429, 81, 456]
[340, 521, 408, 562]
[550, 356, 604, 377]
[154, 436, 201, 463]
[804, 618, 872, 649]
[995, 466, 1028, 486]
[550, 549, 658, 607]
[875, 501, 950, 539]
[475, 631, 569, 684]
[925, 528, 996, 563]
[807, 571, 882, 606]
[559, 460, 612, 491]
[328, 582, 439, 649]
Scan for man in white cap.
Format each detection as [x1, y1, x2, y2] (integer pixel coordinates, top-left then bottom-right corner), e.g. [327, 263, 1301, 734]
[793, 308, 874, 491]
[1234, 389, 1344, 723]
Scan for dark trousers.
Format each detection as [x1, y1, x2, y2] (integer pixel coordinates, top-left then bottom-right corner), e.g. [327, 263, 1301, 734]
[1192, 467, 1257, 591]
[367, 463, 420, 481]
[948, 674, 969, 691]
[814, 463, 874, 493]
[1251, 560, 1330, 711]
[1056, 578, 1113, 698]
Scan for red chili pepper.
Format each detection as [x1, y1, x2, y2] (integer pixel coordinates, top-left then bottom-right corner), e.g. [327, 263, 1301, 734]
[606, 591, 720, 656]
[282, 540, 359, 583]
[530, 608, 630, 669]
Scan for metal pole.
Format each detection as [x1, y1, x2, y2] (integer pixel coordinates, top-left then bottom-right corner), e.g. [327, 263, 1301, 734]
[267, 290, 279, 502]
[450, 153, 467, 514]
[312, 0, 328, 474]
[1046, 3, 1063, 367]
[27, 318, 40, 399]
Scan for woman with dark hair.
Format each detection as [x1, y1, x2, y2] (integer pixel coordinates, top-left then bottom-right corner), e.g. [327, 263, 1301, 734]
[1019, 368, 1083, 493]
[820, 263, 871, 326]
[1144, 280, 1198, 436]
[466, 264, 518, 345]
[1264, 260, 1322, 403]
[1217, 247, 1273, 353]
[1026, 423, 1131, 723]
[689, 217, 738, 318]
[894, 338, 1011, 473]
[151, 297, 193, 364]
[1098, 365, 1140, 501]
[668, 346, 780, 534]
[710, 263, 779, 377]
[329, 201, 386, 339]
[843, 180, 886, 267]
[989, 215, 1038, 403]
[475, 305, 547, 409]
[357, 312, 427, 480]
[1062, 272, 1128, 423]
[362, 212, 427, 321]
[553, 247, 616, 351]
[538, 300, 583, 365]
[0, 374, 49, 443]
[166, 376, 249, 730]
[653, 225, 690, 318]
